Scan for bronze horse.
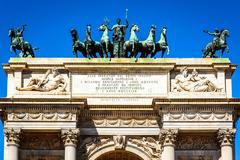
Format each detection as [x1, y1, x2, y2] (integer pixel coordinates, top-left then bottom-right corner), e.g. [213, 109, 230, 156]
[152, 27, 170, 58]
[202, 29, 230, 58]
[85, 25, 103, 58]
[70, 29, 87, 58]
[123, 24, 140, 60]
[71, 26, 104, 58]
[99, 24, 113, 58]
[9, 29, 36, 57]
[139, 25, 156, 58]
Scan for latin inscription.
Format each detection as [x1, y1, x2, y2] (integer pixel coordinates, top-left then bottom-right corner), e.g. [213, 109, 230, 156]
[72, 73, 167, 96]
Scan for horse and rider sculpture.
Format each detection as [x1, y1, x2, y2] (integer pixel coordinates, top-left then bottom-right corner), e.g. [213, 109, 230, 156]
[71, 23, 170, 61]
[9, 17, 230, 59]
[9, 25, 38, 58]
[202, 28, 230, 58]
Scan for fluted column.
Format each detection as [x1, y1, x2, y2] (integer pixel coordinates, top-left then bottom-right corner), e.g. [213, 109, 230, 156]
[159, 129, 178, 160]
[61, 129, 80, 160]
[218, 129, 236, 160]
[4, 128, 21, 160]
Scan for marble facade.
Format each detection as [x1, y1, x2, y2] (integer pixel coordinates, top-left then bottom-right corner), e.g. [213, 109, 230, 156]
[0, 58, 240, 160]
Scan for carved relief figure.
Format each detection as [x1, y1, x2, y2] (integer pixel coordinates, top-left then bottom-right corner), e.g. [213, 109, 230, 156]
[172, 67, 221, 92]
[113, 135, 126, 150]
[16, 68, 67, 92]
[80, 136, 111, 157]
[111, 17, 129, 57]
[129, 137, 161, 158]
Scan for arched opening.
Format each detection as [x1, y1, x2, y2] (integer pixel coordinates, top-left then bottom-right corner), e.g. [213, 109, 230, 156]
[96, 150, 143, 160]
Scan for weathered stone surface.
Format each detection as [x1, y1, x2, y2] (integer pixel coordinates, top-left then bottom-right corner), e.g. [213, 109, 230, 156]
[3, 58, 235, 99]
[0, 58, 239, 160]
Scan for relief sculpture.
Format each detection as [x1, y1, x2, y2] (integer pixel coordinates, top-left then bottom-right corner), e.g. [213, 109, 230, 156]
[128, 137, 162, 158]
[172, 67, 221, 92]
[16, 68, 67, 93]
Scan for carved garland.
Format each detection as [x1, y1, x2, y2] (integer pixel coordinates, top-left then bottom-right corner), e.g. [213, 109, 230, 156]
[80, 118, 158, 127]
[8, 112, 76, 121]
[164, 112, 232, 121]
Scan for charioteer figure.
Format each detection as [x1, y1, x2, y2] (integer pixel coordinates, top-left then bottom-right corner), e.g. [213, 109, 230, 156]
[111, 9, 129, 58]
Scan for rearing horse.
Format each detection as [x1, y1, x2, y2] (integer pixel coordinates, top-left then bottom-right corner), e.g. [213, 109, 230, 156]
[9, 29, 35, 57]
[202, 29, 230, 58]
[98, 24, 113, 58]
[123, 24, 140, 59]
[139, 25, 156, 58]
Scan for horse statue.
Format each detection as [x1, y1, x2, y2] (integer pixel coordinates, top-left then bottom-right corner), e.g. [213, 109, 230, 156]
[98, 23, 113, 58]
[123, 24, 140, 60]
[202, 29, 230, 58]
[9, 27, 36, 58]
[152, 26, 170, 58]
[70, 29, 87, 58]
[139, 25, 156, 58]
[84, 24, 103, 58]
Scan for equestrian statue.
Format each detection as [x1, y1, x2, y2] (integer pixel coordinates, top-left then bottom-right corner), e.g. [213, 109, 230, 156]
[70, 9, 171, 60]
[9, 25, 38, 58]
[202, 28, 230, 58]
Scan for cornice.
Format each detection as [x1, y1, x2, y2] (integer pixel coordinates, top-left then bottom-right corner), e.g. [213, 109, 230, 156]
[3, 58, 235, 73]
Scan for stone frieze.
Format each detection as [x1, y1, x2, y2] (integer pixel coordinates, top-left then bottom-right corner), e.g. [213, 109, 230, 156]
[8, 112, 76, 121]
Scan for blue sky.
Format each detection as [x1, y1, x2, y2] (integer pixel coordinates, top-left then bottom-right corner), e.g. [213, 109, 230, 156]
[0, 0, 240, 159]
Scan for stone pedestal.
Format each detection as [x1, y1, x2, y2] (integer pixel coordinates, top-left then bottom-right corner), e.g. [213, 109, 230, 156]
[160, 129, 178, 160]
[61, 129, 79, 160]
[4, 128, 21, 160]
[0, 58, 239, 160]
[218, 129, 236, 160]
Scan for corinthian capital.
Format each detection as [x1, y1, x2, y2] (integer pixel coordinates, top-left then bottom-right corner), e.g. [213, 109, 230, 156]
[61, 129, 80, 146]
[218, 128, 236, 146]
[4, 128, 21, 146]
[159, 129, 178, 146]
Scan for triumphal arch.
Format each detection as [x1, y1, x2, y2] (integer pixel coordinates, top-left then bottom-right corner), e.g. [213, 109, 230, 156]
[1, 58, 240, 160]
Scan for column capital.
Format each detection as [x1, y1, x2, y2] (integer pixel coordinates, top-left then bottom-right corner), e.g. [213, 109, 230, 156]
[159, 129, 178, 146]
[218, 128, 236, 146]
[61, 129, 80, 147]
[4, 128, 21, 146]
